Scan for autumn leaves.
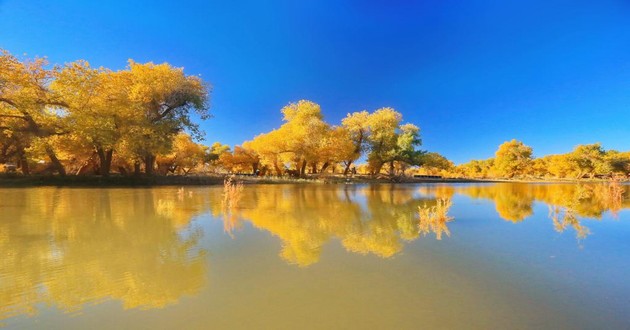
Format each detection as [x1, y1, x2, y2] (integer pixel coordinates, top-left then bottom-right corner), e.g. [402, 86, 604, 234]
[2, 48, 627, 179]
[219, 101, 425, 177]
[0, 50, 209, 176]
[457, 140, 629, 179]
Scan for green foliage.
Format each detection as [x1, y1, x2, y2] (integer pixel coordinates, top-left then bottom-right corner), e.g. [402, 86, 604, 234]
[363, 108, 424, 175]
[420, 152, 454, 175]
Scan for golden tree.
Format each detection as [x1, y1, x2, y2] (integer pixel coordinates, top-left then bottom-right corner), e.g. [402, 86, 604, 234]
[120, 60, 210, 175]
[0, 50, 69, 175]
[493, 139, 533, 178]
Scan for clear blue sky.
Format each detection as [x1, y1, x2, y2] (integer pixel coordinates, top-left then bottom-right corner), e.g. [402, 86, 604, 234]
[1, 0, 629, 164]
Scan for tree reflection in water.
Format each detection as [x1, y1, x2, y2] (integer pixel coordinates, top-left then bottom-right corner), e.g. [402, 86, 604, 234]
[2, 183, 627, 322]
[218, 183, 629, 266]
[607, 179, 626, 217]
[457, 183, 628, 240]
[0, 188, 209, 322]
[548, 205, 590, 240]
[213, 185, 433, 266]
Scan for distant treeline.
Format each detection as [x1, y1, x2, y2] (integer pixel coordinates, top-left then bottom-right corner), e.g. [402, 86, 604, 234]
[1, 49, 628, 179]
[219, 124, 629, 179]
[454, 140, 630, 180]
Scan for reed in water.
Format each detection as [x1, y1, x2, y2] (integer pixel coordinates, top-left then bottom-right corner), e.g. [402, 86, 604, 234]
[222, 175, 244, 236]
[418, 198, 454, 240]
[607, 177, 626, 216]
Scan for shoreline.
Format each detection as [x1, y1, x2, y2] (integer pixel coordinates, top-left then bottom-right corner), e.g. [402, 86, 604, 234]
[0, 174, 621, 187]
[0, 174, 485, 187]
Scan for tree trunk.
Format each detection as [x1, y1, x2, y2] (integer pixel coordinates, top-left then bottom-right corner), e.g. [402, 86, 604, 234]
[251, 162, 259, 175]
[372, 162, 384, 176]
[311, 162, 317, 174]
[96, 147, 113, 177]
[343, 160, 353, 175]
[273, 162, 282, 176]
[320, 162, 330, 174]
[300, 160, 307, 177]
[45, 145, 66, 176]
[389, 161, 395, 177]
[134, 162, 141, 176]
[18, 151, 30, 175]
[144, 154, 155, 176]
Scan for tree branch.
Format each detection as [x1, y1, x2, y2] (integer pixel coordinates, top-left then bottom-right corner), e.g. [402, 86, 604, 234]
[153, 101, 188, 122]
[0, 97, 18, 108]
[0, 114, 27, 120]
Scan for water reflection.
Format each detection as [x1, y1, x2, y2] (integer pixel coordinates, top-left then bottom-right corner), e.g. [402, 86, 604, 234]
[459, 183, 628, 221]
[213, 185, 433, 266]
[548, 205, 590, 240]
[418, 198, 454, 240]
[0, 188, 208, 322]
[1, 183, 628, 324]
[218, 183, 628, 266]
[457, 183, 628, 239]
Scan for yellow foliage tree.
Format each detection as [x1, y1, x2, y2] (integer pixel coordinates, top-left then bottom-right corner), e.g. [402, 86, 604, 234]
[0, 50, 68, 175]
[493, 139, 533, 178]
[117, 60, 210, 175]
[156, 133, 208, 175]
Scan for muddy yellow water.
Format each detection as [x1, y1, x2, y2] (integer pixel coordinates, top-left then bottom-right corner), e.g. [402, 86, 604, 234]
[1, 183, 629, 329]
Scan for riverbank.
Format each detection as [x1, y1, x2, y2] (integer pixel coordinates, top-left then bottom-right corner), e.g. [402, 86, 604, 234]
[0, 174, 488, 187]
[486, 177, 628, 184]
[1, 174, 624, 187]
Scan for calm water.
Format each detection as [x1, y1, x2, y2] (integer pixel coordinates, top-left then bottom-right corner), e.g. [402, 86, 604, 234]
[1, 183, 629, 329]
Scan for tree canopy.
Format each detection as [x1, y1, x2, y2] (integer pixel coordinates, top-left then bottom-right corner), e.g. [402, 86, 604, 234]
[2, 49, 628, 180]
[1, 49, 210, 176]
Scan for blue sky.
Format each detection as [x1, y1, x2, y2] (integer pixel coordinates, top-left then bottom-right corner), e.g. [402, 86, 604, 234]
[1, 0, 629, 164]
